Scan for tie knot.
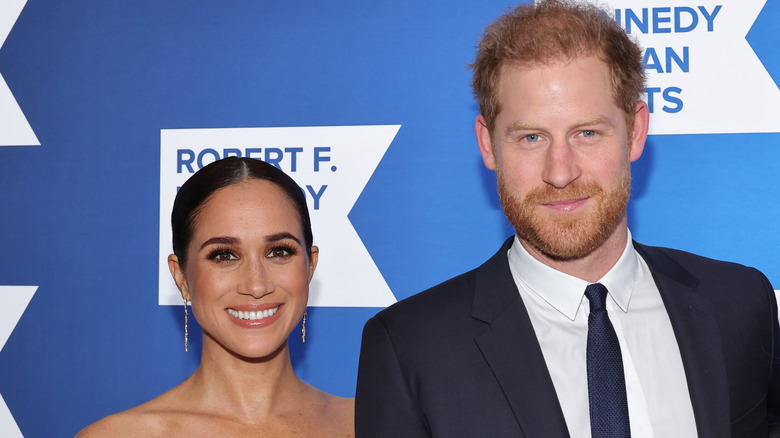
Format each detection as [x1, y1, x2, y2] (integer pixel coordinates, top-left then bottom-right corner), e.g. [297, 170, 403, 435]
[585, 283, 609, 311]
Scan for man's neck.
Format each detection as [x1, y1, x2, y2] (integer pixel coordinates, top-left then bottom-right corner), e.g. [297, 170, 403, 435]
[519, 221, 629, 283]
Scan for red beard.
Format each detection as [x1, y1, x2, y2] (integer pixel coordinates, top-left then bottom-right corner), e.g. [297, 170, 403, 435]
[497, 166, 631, 261]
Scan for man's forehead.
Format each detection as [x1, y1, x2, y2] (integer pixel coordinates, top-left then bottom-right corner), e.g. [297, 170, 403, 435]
[494, 54, 618, 113]
[499, 50, 604, 77]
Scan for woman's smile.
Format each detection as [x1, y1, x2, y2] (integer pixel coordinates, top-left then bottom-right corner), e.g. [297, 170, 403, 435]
[226, 304, 283, 327]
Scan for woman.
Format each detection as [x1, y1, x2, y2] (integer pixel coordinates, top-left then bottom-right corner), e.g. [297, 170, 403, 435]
[78, 157, 354, 437]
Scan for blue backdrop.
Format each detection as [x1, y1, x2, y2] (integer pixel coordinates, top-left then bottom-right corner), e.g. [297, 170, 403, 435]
[1, 1, 779, 436]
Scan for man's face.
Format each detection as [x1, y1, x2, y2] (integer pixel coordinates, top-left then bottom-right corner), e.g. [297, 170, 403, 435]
[476, 54, 647, 261]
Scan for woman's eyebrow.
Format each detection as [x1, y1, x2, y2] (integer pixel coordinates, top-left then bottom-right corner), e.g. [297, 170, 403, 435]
[200, 236, 238, 250]
[266, 232, 301, 245]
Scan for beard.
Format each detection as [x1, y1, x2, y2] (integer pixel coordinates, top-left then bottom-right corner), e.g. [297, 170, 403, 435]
[497, 166, 631, 261]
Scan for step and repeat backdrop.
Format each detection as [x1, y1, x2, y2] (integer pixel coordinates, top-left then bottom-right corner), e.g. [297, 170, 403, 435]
[1, 0, 779, 436]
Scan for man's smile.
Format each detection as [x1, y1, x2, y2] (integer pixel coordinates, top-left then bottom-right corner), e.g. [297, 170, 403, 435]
[541, 197, 590, 212]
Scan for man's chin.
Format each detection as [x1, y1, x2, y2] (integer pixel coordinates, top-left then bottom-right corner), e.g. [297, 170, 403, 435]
[521, 232, 602, 261]
[514, 213, 608, 261]
[532, 240, 600, 261]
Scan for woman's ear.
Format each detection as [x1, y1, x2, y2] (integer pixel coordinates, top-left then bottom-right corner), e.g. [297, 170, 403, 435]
[168, 254, 190, 301]
[308, 246, 319, 282]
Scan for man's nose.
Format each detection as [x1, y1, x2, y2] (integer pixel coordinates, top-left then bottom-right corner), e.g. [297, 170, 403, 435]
[542, 138, 581, 189]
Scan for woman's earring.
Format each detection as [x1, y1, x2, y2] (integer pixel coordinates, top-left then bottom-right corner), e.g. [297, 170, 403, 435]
[183, 297, 189, 352]
[301, 310, 307, 343]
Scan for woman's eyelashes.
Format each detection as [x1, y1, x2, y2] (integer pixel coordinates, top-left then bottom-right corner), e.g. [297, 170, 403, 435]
[267, 244, 297, 260]
[204, 243, 299, 264]
[206, 246, 237, 263]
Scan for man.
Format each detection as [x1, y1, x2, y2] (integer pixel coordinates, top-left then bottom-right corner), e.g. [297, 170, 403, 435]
[355, 1, 780, 437]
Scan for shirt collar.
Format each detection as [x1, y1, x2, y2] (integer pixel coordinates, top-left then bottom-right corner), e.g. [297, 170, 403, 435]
[507, 230, 638, 321]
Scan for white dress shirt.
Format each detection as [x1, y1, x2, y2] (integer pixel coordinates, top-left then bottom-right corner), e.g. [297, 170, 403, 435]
[507, 231, 698, 437]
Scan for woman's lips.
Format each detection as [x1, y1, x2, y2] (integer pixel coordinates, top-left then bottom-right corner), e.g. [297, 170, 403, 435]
[226, 304, 283, 327]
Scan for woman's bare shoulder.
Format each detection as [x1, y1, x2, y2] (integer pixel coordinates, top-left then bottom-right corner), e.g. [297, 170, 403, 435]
[75, 391, 186, 437]
[325, 393, 355, 417]
[302, 386, 355, 437]
[75, 409, 164, 437]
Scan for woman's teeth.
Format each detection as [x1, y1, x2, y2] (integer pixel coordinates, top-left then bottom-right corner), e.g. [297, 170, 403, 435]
[228, 306, 279, 321]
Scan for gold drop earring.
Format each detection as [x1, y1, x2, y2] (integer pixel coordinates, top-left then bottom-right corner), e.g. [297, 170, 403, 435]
[301, 310, 307, 343]
[183, 297, 189, 352]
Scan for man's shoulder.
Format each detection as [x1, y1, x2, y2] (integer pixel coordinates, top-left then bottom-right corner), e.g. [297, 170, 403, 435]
[635, 242, 770, 287]
[637, 242, 755, 270]
[371, 238, 514, 328]
[373, 261, 481, 325]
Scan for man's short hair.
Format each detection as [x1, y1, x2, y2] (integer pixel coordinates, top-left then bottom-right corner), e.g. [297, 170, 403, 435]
[470, 0, 646, 134]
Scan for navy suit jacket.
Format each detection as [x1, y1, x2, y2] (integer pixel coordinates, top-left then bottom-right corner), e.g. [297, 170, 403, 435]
[355, 238, 780, 437]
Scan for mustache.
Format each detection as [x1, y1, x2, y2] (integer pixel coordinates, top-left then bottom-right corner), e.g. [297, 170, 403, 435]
[524, 181, 604, 204]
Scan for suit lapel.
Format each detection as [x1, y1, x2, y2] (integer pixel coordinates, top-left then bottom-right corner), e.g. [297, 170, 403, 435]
[470, 239, 730, 436]
[472, 238, 570, 437]
[635, 243, 730, 437]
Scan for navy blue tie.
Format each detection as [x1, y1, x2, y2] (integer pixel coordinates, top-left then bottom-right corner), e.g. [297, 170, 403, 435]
[585, 283, 630, 437]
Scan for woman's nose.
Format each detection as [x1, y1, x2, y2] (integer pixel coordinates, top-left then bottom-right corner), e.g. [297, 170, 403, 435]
[240, 260, 274, 298]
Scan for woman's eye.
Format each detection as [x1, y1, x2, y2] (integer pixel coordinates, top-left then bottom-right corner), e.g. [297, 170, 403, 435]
[268, 246, 295, 259]
[208, 249, 237, 262]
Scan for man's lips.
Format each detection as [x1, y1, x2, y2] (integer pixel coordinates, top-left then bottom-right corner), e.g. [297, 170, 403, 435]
[541, 197, 590, 212]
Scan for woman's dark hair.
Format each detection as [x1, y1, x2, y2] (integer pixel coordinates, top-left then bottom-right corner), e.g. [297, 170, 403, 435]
[171, 157, 313, 267]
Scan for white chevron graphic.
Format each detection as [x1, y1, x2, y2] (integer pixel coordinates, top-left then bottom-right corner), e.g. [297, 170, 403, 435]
[571, 0, 780, 134]
[160, 125, 400, 307]
[0, 0, 38, 147]
[0, 286, 37, 438]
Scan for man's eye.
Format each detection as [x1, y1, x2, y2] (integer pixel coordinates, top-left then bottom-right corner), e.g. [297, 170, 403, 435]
[525, 134, 540, 142]
[582, 130, 596, 137]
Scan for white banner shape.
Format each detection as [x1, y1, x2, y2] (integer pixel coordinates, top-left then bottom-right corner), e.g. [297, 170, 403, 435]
[0, 0, 26, 47]
[0, 0, 38, 147]
[0, 394, 21, 438]
[159, 125, 400, 307]
[0, 285, 38, 438]
[572, 1, 780, 134]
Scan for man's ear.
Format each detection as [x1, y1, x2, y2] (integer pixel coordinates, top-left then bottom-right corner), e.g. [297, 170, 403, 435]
[168, 254, 190, 301]
[629, 101, 649, 162]
[476, 115, 498, 170]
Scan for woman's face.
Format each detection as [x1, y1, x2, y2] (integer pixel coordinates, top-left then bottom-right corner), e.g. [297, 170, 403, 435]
[169, 179, 317, 359]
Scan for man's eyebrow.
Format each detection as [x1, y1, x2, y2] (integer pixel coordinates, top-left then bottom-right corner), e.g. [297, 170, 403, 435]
[200, 236, 239, 250]
[505, 116, 614, 135]
[505, 121, 538, 134]
[575, 116, 612, 127]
